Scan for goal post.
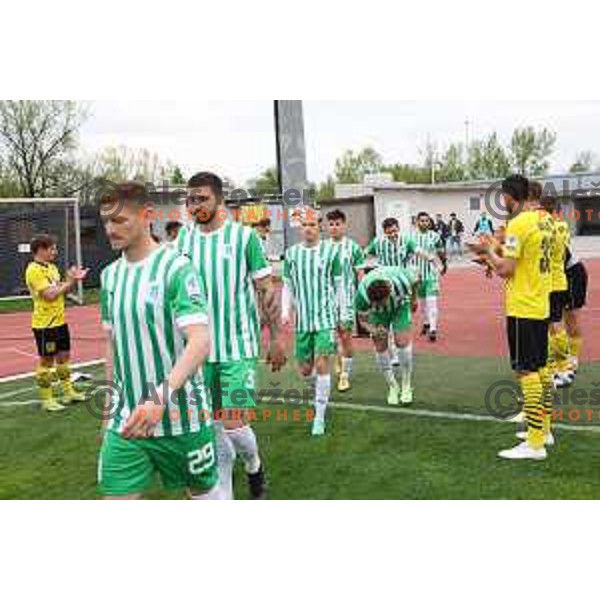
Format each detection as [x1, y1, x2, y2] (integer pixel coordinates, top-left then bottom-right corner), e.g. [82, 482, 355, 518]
[0, 197, 84, 305]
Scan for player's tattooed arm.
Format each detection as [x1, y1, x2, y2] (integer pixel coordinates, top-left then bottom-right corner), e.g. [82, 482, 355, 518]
[255, 276, 287, 372]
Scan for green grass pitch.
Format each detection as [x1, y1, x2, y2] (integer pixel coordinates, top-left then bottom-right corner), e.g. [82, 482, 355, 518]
[1, 352, 600, 499]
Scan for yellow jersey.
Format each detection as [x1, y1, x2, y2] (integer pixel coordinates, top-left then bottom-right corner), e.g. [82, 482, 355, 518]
[503, 210, 553, 320]
[25, 261, 66, 329]
[549, 217, 570, 292]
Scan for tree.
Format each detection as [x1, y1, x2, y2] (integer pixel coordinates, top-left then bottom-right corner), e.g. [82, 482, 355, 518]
[89, 146, 167, 183]
[569, 150, 597, 173]
[316, 176, 336, 200]
[437, 143, 467, 182]
[467, 133, 511, 180]
[382, 163, 430, 184]
[169, 165, 186, 184]
[248, 167, 280, 196]
[510, 126, 556, 176]
[0, 100, 88, 197]
[334, 147, 384, 184]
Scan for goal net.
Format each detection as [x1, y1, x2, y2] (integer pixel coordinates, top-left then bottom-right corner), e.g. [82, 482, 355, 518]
[0, 198, 84, 304]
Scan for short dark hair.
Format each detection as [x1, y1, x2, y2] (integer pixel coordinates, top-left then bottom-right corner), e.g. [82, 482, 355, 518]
[417, 211, 430, 220]
[382, 217, 399, 230]
[165, 221, 183, 236]
[529, 180, 543, 201]
[98, 180, 149, 207]
[539, 196, 558, 214]
[187, 172, 223, 197]
[256, 218, 271, 228]
[367, 280, 392, 303]
[326, 209, 346, 223]
[450, 212, 456, 218]
[31, 234, 57, 255]
[501, 174, 530, 202]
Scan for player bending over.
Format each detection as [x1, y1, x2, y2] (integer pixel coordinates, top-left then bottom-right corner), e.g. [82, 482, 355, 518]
[327, 209, 366, 393]
[25, 234, 89, 412]
[282, 209, 345, 436]
[178, 172, 286, 499]
[355, 266, 418, 406]
[98, 182, 220, 500]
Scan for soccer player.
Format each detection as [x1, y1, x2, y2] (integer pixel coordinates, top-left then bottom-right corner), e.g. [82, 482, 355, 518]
[25, 234, 89, 412]
[365, 217, 416, 267]
[326, 209, 366, 392]
[355, 266, 418, 405]
[563, 237, 588, 378]
[282, 208, 344, 436]
[178, 172, 285, 500]
[97, 182, 220, 500]
[365, 218, 416, 364]
[409, 212, 447, 342]
[165, 220, 184, 244]
[538, 194, 572, 388]
[252, 218, 272, 257]
[469, 174, 553, 460]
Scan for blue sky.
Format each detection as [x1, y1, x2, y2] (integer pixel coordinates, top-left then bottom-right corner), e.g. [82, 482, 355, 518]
[79, 101, 600, 185]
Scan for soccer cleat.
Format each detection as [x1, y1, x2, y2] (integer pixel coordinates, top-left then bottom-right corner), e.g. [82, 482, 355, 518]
[562, 371, 576, 385]
[498, 441, 547, 461]
[61, 388, 86, 404]
[420, 324, 431, 336]
[428, 330, 438, 343]
[247, 465, 268, 500]
[43, 399, 67, 412]
[311, 419, 326, 437]
[387, 385, 400, 406]
[390, 354, 400, 368]
[337, 372, 351, 393]
[400, 387, 414, 405]
[553, 373, 572, 389]
[516, 431, 555, 446]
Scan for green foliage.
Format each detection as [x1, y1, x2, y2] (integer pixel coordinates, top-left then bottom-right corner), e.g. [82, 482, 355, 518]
[510, 126, 557, 176]
[467, 133, 512, 180]
[334, 147, 383, 184]
[569, 150, 597, 173]
[248, 166, 280, 196]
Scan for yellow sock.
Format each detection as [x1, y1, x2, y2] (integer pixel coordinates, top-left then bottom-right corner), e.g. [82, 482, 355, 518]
[56, 362, 77, 395]
[539, 366, 554, 435]
[547, 332, 559, 376]
[521, 372, 545, 450]
[569, 335, 583, 362]
[36, 367, 55, 406]
[555, 330, 571, 372]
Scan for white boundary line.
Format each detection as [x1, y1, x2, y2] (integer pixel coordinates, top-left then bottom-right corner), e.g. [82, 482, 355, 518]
[0, 359, 105, 385]
[2, 391, 600, 434]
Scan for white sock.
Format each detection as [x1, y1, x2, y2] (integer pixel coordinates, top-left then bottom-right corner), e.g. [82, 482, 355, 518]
[376, 352, 398, 388]
[395, 344, 413, 391]
[314, 374, 331, 422]
[213, 422, 236, 500]
[226, 425, 261, 475]
[422, 301, 429, 327]
[192, 485, 227, 500]
[425, 297, 438, 331]
[341, 357, 353, 377]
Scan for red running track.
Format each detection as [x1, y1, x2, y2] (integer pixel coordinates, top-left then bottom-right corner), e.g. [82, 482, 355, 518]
[1, 260, 598, 379]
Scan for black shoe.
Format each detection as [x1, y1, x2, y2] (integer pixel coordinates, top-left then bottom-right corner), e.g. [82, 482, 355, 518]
[247, 465, 268, 500]
[420, 324, 430, 336]
[428, 330, 438, 342]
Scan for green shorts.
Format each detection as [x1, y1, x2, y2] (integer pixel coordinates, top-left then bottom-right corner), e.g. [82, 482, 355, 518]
[369, 303, 412, 333]
[204, 359, 258, 411]
[417, 279, 439, 299]
[295, 330, 337, 364]
[98, 428, 217, 497]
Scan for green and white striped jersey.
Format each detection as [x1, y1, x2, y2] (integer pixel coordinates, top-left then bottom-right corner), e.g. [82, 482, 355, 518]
[100, 245, 211, 438]
[409, 229, 443, 282]
[355, 266, 417, 314]
[177, 220, 271, 363]
[330, 236, 366, 315]
[282, 240, 343, 332]
[365, 235, 416, 267]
